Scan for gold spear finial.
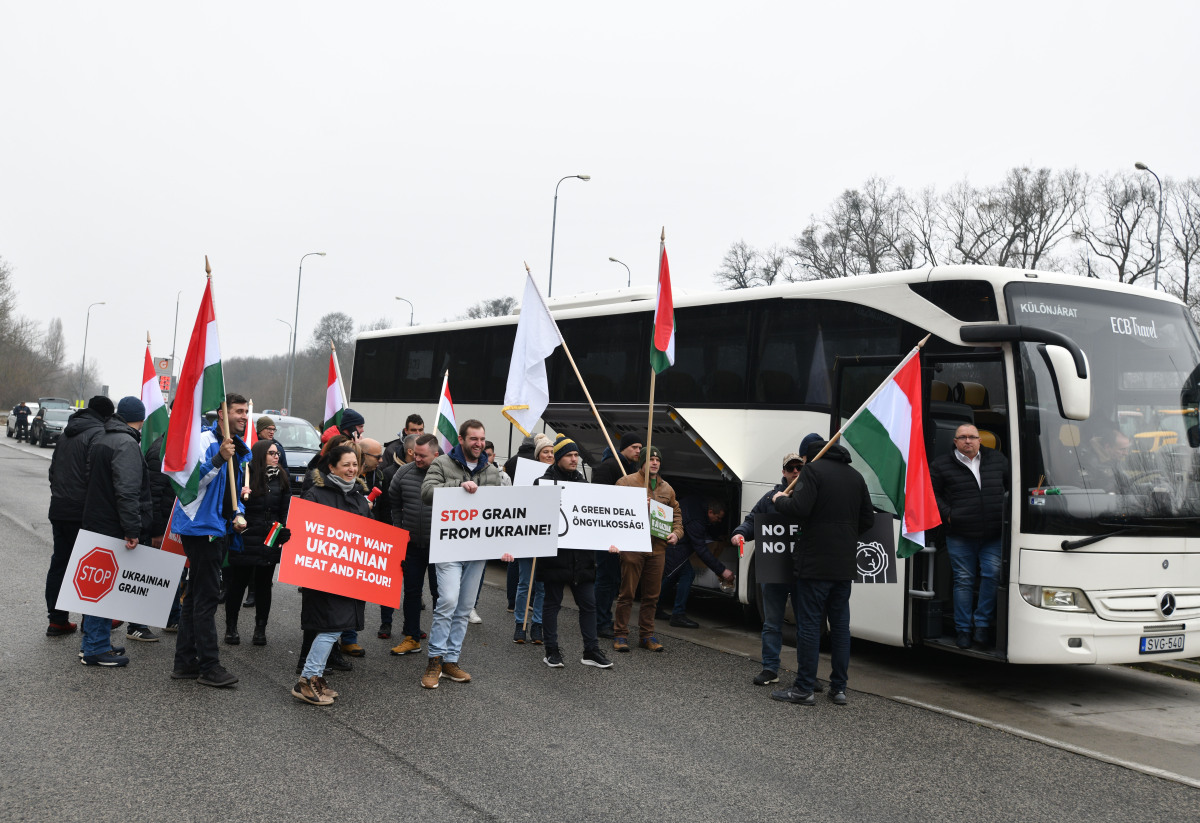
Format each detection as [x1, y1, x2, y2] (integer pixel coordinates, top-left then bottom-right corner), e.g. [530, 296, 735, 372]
[661, 226, 665, 242]
[524, 261, 531, 273]
[205, 256, 211, 278]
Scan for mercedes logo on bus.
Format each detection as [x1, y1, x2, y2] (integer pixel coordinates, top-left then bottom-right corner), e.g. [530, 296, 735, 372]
[1156, 591, 1177, 618]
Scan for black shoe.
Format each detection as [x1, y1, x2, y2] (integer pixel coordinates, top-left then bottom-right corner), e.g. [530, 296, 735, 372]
[543, 648, 564, 668]
[828, 689, 848, 705]
[197, 665, 238, 688]
[955, 631, 972, 649]
[170, 664, 200, 680]
[753, 669, 779, 686]
[126, 626, 159, 642]
[770, 686, 815, 705]
[81, 650, 129, 667]
[596, 626, 615, 639]
[252, 621, 267, 646]
[530, 623, 544, 645]
[224, 630, 240, 645]
[242, 593, 256, 608]
[377, 622, 392, 639]
[326, 646, 353, 672]
[973, 627, 992, 648]
[513, 625, 527, 644]
[669, 615, 699, 629]
[581, 648, 613, 669]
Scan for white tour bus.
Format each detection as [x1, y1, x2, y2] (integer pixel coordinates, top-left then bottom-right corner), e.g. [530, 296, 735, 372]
[351, 265, 1200, 665]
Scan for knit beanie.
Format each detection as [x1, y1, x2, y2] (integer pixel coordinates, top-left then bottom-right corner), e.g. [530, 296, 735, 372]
[552, 432, 579, 458]
[799, 432, 824, 459]
[637, 445, 662, 467]
[116, 396, 145, 423]
[87, 395, 115, 417]
[532, 433, 554, 458]
[341, 408, 366, 430]
[256, 415, 276, 434]
[619, 432, 644, 451]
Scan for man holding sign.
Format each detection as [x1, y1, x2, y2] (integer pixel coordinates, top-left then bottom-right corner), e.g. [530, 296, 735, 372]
[614, 446, 682, 653]
[419, 419, 504, 689]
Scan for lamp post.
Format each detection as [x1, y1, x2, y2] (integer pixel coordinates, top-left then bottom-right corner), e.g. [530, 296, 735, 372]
[287, 251, 326, 414]
[276, 318, 293, 408]
[547, 174, 590, 297]
[608, 256, 631, 288]
[79, 302, 105, 402]
[1135, 161, 1164, 290]
[394, 296, 414, 326]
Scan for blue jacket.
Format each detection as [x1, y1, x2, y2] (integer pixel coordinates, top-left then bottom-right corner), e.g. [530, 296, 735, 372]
[171, 421, 250, 537]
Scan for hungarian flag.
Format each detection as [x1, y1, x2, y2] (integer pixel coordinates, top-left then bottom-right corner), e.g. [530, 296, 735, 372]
[140, 345, 170, 457]
[841, 348, 941, 558]
[435, 371, 457, 456]
[163, 278, 226, 504]
[649, 234, 675, 374]
[322, 345, 348, 431]
[244, 399, 257, 448]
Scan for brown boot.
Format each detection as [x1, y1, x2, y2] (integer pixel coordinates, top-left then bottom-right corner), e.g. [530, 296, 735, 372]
[441, 660, 471, 683]
[291, 676, 333, 705]
[421, 656, 443, 689]
[315, 675, 338, 700]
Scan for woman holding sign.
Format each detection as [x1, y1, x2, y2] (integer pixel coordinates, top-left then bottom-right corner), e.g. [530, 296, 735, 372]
[226, 440, 292, 647]
[293, 445, 369, 706]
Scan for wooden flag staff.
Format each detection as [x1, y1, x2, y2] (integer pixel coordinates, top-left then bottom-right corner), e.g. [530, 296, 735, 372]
[207, 256, 242, 519]
[642, 227, 665, 492]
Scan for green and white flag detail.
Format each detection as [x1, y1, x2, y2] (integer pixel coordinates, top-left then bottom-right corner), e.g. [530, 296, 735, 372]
[322, 345, 348, 432]
[436, 371, 457, 456]
[140, 344, 169, 457]
[649, 238, 675, 375]
[162, 277, 226, 505]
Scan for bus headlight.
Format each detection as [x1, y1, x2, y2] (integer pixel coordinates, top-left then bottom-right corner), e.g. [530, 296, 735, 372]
[1019, 585, 1094, 613]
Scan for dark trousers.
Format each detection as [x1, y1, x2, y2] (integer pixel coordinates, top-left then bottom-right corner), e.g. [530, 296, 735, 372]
[224, 564, 274, 627]
[593, 551, 620, 631]
[506, 560, 519, 607]
[400, 544, 438, 638]
[174, 534, 227, 674]
[794, 578, 852, 694]
[542, 579, 599, 653]
[382, 548, 437, 626]
[47, 520, 81, 623]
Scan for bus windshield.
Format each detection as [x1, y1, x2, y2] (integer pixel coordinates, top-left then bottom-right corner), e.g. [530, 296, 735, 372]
[1008, 282, 1200, 536]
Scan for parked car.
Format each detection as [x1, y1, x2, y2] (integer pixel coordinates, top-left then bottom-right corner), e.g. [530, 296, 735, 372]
[38, 397, 73, 410]
[6, 402, 39, 439]
[202, 410, 321, 489]
[30, 408, 73, 448]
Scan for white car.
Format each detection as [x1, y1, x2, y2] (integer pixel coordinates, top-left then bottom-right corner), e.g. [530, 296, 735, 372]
[6, 402, 39, 439]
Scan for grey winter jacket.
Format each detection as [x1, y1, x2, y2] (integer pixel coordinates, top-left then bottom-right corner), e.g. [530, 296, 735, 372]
[389, 461, 433, 547]
[420, 445, 504, 504]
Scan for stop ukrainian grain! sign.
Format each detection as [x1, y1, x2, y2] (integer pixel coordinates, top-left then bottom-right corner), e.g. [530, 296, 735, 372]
[56, 530, 186, 626]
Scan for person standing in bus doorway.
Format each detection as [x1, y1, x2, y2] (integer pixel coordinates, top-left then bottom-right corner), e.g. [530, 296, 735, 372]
[591, 432, 644, 638]
[614, 446, 683, 653]
[659, 497, 733, 628]
[770, 437, 874, 706]
[930, 423, 1010, 650]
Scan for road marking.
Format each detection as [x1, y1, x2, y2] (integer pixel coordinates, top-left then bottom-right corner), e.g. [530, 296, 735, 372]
[892, 695, 1200, 789]
[0, 440, 53, 460]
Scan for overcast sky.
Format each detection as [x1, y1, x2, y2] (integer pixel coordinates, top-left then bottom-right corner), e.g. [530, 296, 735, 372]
[2, 2, 1197, 403]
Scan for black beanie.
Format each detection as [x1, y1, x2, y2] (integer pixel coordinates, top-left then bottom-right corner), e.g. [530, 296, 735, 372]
[88, 395, 115, 417]
[619, 432, 644, 451]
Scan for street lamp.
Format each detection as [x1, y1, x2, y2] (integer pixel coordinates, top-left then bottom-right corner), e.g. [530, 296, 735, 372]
[276, 318, 293, 407]
[394, 296, 414, 326]
[608, 256, 631, 288]
[547, 174, 590, 298]
[79, 302, 105, 402]
[287, 251, 326, 414]
[1135, 161, 1164, 290]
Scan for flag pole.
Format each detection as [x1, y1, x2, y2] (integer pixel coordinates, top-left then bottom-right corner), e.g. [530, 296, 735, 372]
[207, 256, 240, 516]
[780, 332, 932, 496]
[643, 227, 665, 492]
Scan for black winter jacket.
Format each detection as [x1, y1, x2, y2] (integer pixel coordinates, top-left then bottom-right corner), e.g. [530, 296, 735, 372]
[591, 453, 636, 486]
[503, 440, 536, 480]
[929, 448, 1010, 539]
[47, 408, 108, 522]
[389, 461, 432, 547]
[231, 468, 291, 566]
[774, 444, 874, 581]
[534, 463, 597, 586]
[143, 435, 175, 538]
[81, 416, 153, 542]
[733, 478, 788, 542]
[665, 496, 728, 579]
[300, 471, 370, 633]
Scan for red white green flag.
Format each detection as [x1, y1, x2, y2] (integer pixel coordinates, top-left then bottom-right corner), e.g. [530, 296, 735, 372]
[322, 345, 348, 432]
[840, 347, 941, 558]
[649, 235, 675, 374]
[139, 344, 170, 457]
[435, 371, 457, 456]
[162, 278, 226, 504]
[244, 399, 257, 448]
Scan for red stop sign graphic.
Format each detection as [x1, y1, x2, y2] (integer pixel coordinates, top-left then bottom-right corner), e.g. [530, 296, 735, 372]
[74, 547, 119, 603]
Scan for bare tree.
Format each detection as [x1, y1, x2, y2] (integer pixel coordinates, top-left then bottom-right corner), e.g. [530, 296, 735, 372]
[461, 296, 517, 319]
[757, 244, 791, 285]
[358, 317, 394, 332]
[713, 240, 760, 289]
[1165, 178, 1200, 303]
[1077, 171, 1158, 284]
[307, 311, 356, 353]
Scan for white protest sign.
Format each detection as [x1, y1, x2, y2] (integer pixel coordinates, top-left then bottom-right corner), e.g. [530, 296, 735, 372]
[55, 529, 186, 626]
[514, 456, 547, 487]
[549, 482, 652, 552]
[429, 485, 561, 562]
[648, 499, 673, 540]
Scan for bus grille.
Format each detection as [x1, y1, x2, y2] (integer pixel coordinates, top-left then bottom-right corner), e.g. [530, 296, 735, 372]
[1091, 588, 1200, 622]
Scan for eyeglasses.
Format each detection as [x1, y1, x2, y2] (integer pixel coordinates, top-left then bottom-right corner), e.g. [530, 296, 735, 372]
[368, 453, 383, 459]
[955, 435, 980, 441]
[267, 450, 280, 456]
[261, 427, 276, 433]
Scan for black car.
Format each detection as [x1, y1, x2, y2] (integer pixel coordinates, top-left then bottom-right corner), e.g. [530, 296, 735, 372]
[30, 408, 73, 448]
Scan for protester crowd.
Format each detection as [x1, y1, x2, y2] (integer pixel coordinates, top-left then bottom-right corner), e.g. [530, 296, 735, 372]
[38, 393, 997, 712]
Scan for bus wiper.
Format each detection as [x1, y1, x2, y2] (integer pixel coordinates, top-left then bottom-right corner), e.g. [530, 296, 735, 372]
[1061, 519, 1188, 551]
[1061, 528, 1131, 551]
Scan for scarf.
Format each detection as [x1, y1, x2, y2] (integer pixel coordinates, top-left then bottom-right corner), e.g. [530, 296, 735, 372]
[327, 473, 356, 494]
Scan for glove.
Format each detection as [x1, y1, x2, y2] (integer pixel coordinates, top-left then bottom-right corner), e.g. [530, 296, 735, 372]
[276, 527, 292, 547]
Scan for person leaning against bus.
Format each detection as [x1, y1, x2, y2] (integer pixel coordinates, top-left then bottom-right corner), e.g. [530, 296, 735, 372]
[929, 423, 1010, 651]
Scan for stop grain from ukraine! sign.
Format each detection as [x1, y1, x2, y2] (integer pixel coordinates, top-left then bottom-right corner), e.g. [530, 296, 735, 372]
[279, 498, 409, 608]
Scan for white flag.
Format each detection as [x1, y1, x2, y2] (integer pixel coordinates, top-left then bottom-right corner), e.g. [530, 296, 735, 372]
[501, 272, 563, 436]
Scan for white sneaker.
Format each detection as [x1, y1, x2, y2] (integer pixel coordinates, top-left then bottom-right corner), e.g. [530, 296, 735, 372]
[468, 609, 483, 624]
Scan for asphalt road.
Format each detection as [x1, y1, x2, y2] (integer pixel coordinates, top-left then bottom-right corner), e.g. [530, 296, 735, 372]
[2, 437, 1198, 822]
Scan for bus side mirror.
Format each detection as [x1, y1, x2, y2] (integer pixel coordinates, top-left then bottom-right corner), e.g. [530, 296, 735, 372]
[1038, 344, 1091, 421]
[1188, 426, 1200, 449]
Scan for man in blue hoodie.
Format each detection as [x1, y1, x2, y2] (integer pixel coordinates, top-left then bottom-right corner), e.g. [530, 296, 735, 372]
[169, 393, 250, 688]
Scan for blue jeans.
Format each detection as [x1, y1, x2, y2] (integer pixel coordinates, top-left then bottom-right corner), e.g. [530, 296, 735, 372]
[340, 630, 358, 646]
[429, 560, 485, 663]
[514, 556, 544, 625]
[662, 560, 696, 616]
[794, 579, 851, 694]
[946, 534, 1002, 632]
[302, 631, 339, 678]
[593, 551, 620, 631]
[759, 582, 793, 674]
[81, 614, 113, 656]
